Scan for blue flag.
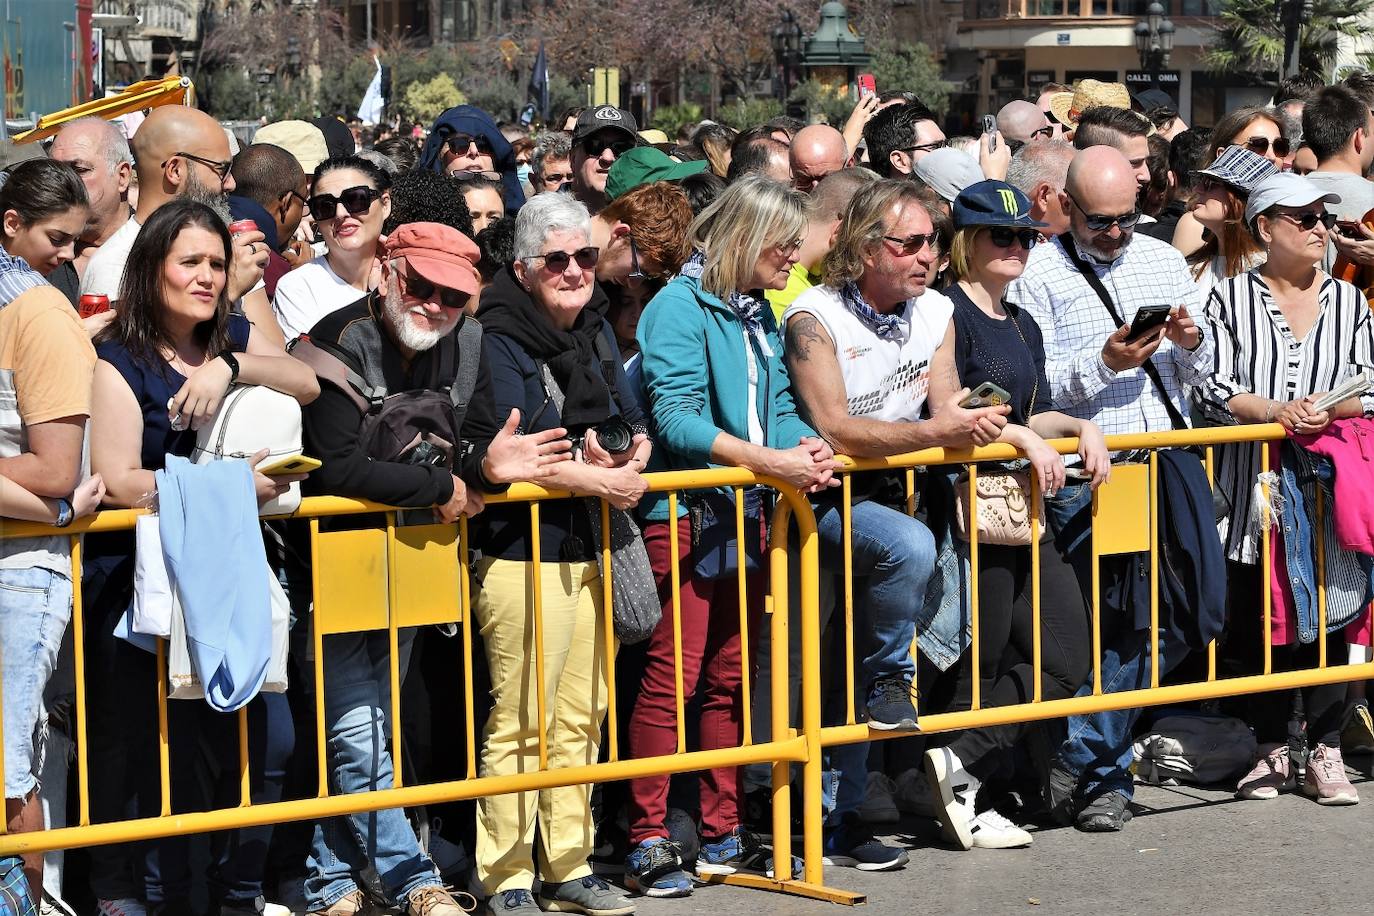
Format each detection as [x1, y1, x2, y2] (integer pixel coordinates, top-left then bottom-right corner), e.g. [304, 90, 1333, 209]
[528, 41, 550, 122]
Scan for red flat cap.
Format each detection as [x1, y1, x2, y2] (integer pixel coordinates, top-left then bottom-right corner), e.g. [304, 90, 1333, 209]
[383, 222, 481, 296]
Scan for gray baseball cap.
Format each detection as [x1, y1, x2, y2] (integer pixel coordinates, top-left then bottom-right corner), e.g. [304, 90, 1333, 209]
[914, 147, 985, 204]
[1244, 172, 1342, 226]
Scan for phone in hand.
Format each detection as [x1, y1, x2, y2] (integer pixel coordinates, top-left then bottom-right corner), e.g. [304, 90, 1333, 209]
[256, 453, 322, 476]
[982, 114, 997, 152]
[1125, 304, 1172, 342]
[858, 73, 877, 99]
[960, 381, 1012, 409]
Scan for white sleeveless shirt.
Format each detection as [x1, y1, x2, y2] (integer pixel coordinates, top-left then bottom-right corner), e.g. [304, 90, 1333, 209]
[783, 285, 953, 422]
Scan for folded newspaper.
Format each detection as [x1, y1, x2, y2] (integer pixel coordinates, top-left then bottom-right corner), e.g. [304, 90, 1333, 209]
[1313, 370, 1372, 414]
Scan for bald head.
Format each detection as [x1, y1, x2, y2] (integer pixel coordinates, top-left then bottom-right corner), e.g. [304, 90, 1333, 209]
[997, 101, 1051, 144]
[790, 125, 848, 193]
[1064, 146, 1139, 259]
[1066, 146, 1137, 206]
[129, 105, 235, 218]
[49, 116, 133, 240]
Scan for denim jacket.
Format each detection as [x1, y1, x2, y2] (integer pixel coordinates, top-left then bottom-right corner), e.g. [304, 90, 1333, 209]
[916, 471, 972, 671]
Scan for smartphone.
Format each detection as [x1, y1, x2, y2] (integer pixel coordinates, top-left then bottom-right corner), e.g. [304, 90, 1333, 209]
[256, 454, 322, 476]
[858, 73, 877, 99]
[960, 381, 1011, 409]
[1338, 221, 1368, 240]
[1125, 304, 1172, 342]
[982, 114, 997, 152]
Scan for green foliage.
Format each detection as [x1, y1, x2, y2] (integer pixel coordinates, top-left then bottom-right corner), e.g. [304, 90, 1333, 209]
[650, 102, 705, 138]
[458, 69, 525, 122]
[201, 66, 258, 121]
[788, 79, 853, 126]
[402, 72, 467, 124]
[869, 41, 952, 117]
[715, 96, 783, 131]
[1203, 0, 1373, 78]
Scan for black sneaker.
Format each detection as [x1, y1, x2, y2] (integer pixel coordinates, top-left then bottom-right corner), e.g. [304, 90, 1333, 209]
[1075, 791, 1132, 832]
[866, 676, 918, 732]
[822, 814, 909, 871]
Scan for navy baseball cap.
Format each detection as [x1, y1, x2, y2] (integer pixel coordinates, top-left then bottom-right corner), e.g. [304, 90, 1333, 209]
[952, 179, 1047, 230]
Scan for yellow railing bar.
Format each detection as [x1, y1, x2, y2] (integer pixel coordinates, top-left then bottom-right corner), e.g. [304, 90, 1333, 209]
[1316, 487, 1328, 668]
[1205, 445, 1217, 682]
[736, 486, 753, 747]
[768, 500, 795, 882]
[968, 465, 981, 711]
[386, 513, 403, 787]
[458, 516, 477, 779]
[71, 533, 91, 826]
[668, 492, 685, 754]
[599, 499, 619, 762]
[1262, 444, 1273, 675]
[309, 518, 329, 799]
[841, 474, 855, 726]
[529, 501, 548, 771]
[1030, 473, 1042, 703]
[1149, 450, 1160, 689]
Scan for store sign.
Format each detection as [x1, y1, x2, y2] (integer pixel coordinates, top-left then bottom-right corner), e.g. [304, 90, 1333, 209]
[1057, 33, 1071, 45]
[1125, 69, 1181, 101]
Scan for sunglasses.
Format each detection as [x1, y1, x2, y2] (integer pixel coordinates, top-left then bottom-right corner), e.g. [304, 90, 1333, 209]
[1029, 124, 1055, 140]
[1068, 196, 1141, 232]
[986, 227, 1039, 251]
[162, 151, 233, 181]
[530, 246, 600, 272]
[540, 171, 574, 185]
[1244, 136, 1292, 158]
[400, 268, 467, 309]
[882, 233, 935, 255]
[1277, 210, 1337, 231]
[628, 238, 647, 281]
[1195, 176, 1232, 196]
[900, 140, 947, 155]
[449, 170, 502, 183]
[582, 136, 635, 158]
[444, 132, 494, 155]
[308, 185, 383, 222]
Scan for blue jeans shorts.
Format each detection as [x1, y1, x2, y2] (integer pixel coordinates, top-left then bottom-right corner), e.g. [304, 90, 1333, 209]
[1, 566, 72, 800]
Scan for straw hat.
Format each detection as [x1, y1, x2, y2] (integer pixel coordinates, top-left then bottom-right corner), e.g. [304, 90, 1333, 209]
[1048, 79, 1132, 128]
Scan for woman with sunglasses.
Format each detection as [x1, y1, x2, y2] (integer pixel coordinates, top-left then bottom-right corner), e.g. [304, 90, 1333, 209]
[272, 155, 392, 342]
[923, 180, 1108, 851]
[468, 192, 650, 916]
[1184, 146, 1277, 293]
[1201, 173, 1374, 806]
[419, 105, 526, 214]
[626, 176, 839, 897]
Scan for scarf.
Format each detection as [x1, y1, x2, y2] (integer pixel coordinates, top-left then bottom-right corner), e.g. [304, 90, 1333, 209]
[839, 281, 905, 341]
[680, 251, 773, 354]
[478, 266, 614, 431]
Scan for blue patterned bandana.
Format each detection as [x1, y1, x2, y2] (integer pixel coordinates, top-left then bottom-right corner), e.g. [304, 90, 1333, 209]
[681, 251, 771, 347]
[839, 281, 905, 340]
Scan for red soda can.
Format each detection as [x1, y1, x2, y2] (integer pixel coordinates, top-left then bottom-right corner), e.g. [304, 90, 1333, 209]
[228, 219, 258, 236]
[78, 294, 110, 319]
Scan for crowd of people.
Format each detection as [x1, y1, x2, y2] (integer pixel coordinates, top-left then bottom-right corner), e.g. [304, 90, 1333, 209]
[5, 66, 1374, 916]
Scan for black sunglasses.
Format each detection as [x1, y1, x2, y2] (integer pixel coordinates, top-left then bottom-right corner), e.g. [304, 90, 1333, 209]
[986, 226, 1039, 251]
[900, 140, 946, 155]
[1277, 210, 1338, 232]
[882, 233, 935, 255]
[450, 169, 502, 183]
[308, 185, 383, 222]
[401, 268, 467, 309]
[628, 238, 647, 281]
[444, 132, 494, 155]
[582, 136, 635, 158]
[1068, 196, 1141, 232]
[162, 151, 233, 181]
[1244, 136, 1292, 158]
[530, 246, 600, 272]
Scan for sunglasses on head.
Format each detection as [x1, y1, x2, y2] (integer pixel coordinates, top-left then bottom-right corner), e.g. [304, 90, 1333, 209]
[1068, 196, 1141, 232]
[400, 268, 467, 309]
[1277, 209, 1337, 231]
[308, 185, 383, 221]
[444, 132, 494, 155]
[882, 233, 935, 255]
[1244, 136, 1292, 158]
[582, 136, 635, 158]
[986, 226, 1039, 250]
[530, 246, 600, 272]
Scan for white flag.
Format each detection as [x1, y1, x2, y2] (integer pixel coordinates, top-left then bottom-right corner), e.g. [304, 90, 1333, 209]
[357, 55, 384, 125]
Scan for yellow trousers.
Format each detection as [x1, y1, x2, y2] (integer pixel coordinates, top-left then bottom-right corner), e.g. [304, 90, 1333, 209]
[472, 557, 610, 893]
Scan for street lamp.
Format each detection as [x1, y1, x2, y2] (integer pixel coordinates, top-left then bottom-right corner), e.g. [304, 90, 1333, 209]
[1134, 0, 1174, 82]
[771, 9, 803, 101]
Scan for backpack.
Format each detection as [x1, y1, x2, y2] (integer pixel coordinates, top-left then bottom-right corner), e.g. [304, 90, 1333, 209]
[290, 317, 482, 469]
[1132, 713, 1257, 786]
[193, 384, 303, 516]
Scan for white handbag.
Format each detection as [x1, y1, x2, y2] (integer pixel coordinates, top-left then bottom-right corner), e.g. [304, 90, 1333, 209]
[132, 515, 174, 638]
[192, 384, 303, 517]
[169, 567, 290, 699]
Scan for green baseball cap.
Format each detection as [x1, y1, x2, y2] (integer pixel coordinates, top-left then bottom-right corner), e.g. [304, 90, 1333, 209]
[605, 147, 708, 200]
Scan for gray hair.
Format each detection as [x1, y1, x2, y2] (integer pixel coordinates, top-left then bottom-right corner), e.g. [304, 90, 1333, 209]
[1007, 139, 1074, 196]
[514, 191, 591, 261]
[531, 131, 572, 177]
[356, 148, 400, 177]
[58, 115, 132, 173]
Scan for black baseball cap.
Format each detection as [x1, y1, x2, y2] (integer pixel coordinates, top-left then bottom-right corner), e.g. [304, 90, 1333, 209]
[572, 106, 640, 145]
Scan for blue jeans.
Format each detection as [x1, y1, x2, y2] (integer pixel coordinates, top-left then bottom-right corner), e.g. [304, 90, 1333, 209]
[305, 629, 439, 910]
[1044, 482, 1189, 803]
[0, 566, 71, 800]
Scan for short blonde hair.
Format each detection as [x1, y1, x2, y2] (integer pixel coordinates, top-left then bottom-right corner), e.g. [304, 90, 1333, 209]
[687, 175, 807, 299]
[822, 179, 931, 286]
[948, 226, 981, 281]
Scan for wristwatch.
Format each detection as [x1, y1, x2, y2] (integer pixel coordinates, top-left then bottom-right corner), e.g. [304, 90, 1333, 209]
[218, 350, 241, 383]
[54, 497, 74, 528]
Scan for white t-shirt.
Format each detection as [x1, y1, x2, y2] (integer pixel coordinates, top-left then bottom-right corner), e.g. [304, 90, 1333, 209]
[783, 284, 953, 422]
[272, 255, 368, 341]
[78, 216, 140, 300]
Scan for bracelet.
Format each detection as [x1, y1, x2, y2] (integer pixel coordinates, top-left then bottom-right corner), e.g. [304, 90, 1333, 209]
[54, 497, 74, 528]
[1265, 402, 1277, 423]
[218, 350, 241, 384]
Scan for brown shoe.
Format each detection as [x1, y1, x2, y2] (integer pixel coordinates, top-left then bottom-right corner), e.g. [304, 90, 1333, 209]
[308, 890, 369, 916]
[405, 885, 476, 916]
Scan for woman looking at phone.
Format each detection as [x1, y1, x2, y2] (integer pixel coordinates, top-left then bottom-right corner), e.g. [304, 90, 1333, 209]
[924, 181, 1109, 851]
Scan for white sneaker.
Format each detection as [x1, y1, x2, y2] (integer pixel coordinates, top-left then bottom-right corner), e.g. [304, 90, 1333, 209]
[969, 807, 1033, 849]
[924, 746, 978, 851]
[96, 901, 148, 916]
[857, 772, 901, 825]
[893, 767, 935, 818]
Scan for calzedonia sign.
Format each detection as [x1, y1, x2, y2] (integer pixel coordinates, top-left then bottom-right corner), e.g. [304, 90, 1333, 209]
[1125, 69, 1181, 100]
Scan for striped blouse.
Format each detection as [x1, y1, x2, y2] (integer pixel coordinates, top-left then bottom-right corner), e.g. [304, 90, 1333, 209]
[1200, 269, 1374, 563]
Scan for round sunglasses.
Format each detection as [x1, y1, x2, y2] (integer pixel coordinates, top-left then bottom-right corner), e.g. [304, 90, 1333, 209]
[1243, 136, 1292, 158]
[985, 226, 1039, 251]
[308, 185, 383, 222]
[529, 246, 600, 272]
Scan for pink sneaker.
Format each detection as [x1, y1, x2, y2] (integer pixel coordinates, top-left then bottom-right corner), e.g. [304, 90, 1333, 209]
[1303, 743, 1359, 805]
[1236, 742, 1294, 800]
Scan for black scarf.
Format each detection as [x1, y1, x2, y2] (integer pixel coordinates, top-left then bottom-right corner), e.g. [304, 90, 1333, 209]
[478, 265, 614, 431]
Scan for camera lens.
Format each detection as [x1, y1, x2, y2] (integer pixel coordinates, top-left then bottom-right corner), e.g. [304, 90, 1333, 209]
[594, 416, 634, 454]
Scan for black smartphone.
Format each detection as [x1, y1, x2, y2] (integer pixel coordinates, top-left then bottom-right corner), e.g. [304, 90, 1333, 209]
[1126, 304, 1172, 342]
[982, 114, 997, 152]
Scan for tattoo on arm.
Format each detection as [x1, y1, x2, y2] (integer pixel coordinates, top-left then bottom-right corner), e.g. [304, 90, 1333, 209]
[786, 314, 827, 363]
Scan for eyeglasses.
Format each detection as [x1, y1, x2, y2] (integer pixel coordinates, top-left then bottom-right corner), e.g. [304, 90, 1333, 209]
[540, 171, 573, 185]
[399, 267, 467, 309]
[1067, 196, 1141, 232]
[162, 151, 233, 182]
[900, 140, 946, 156]
[308, 185, 383, 222]
[1243, 136, 1292, 158]
[882, 233, 935, 255]
[443, 132, 494, 156]
[582, 136, 635, 158]
[449, 170, 502, 183]
[529, 246, 600, 273]
[1029, 124, 1055, 140]
[773, 237, 804, 257]
[285, 188, 309, 206]
[1277, 209, 1337, 232]
[986, 227, 1039, 251]
[628, 238, 647, 281]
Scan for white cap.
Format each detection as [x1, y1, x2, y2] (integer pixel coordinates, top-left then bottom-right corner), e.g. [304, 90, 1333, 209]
[1244, 172, 1342, 225]
[914, 148, 985, 204]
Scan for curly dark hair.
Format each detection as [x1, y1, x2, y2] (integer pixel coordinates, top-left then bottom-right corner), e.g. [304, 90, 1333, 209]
[475, 216, 516, 282]
[383, 169, 473, 237]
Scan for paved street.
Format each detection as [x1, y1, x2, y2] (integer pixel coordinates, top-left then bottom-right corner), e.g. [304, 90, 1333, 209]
[633, 760, 1374, 916]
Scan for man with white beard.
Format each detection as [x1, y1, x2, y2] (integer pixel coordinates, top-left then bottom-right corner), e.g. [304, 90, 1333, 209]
[294, 222, 569, 916]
